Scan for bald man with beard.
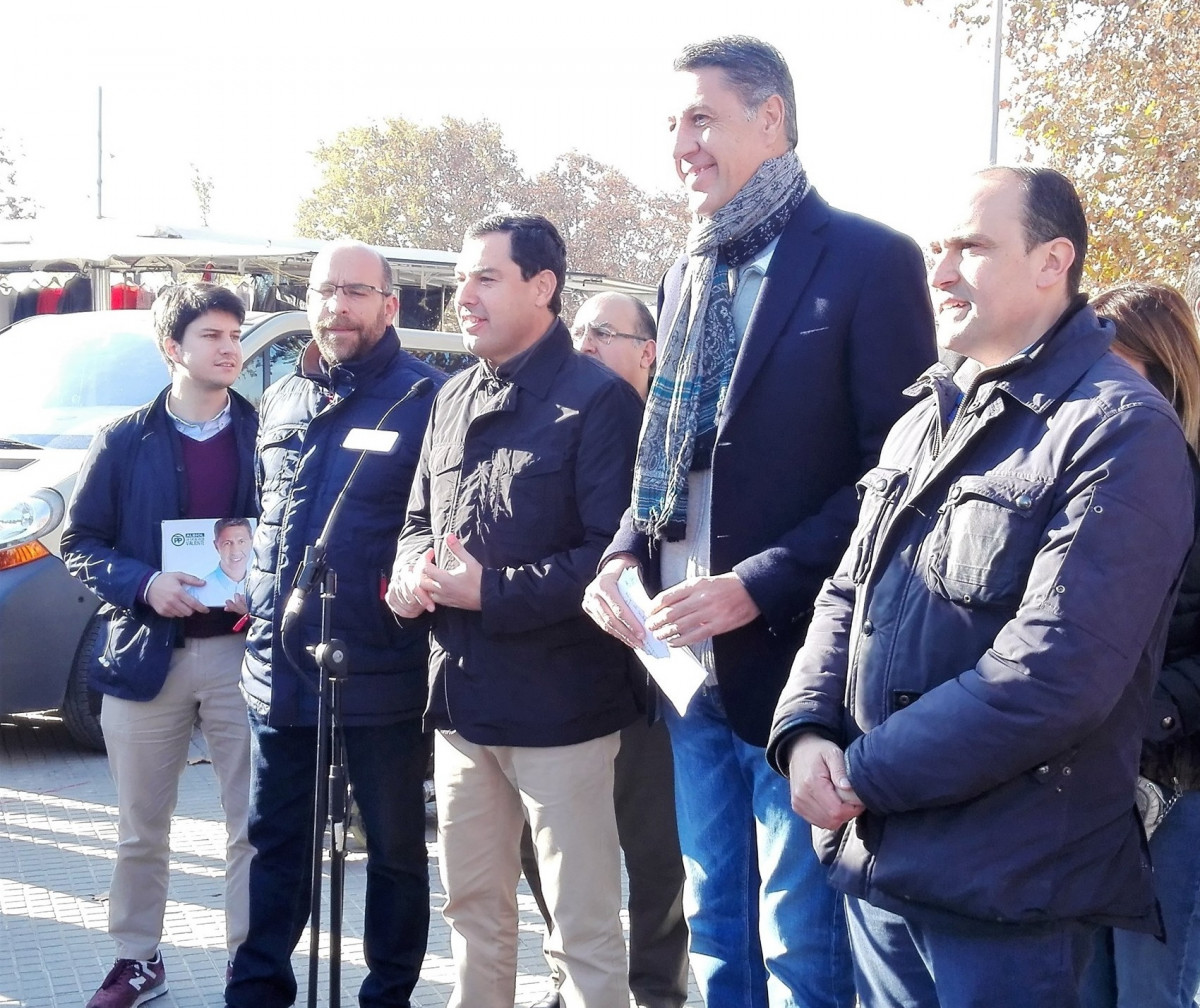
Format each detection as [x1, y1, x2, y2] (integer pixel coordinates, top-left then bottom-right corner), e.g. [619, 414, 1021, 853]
[227, 241, 445, 1008]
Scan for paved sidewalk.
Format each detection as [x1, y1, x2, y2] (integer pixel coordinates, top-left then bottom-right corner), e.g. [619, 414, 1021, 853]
[0, 715, 700, 1008]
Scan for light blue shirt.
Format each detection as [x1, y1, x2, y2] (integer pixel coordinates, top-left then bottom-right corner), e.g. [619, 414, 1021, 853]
[730, 235, 780, 341]
[185, 564, 246, 607]
[165, 395, 232, 442]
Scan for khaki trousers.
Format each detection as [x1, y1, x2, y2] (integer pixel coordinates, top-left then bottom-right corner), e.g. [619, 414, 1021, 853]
[435, 729, 627, 1008]
[100, 633, 252, 961]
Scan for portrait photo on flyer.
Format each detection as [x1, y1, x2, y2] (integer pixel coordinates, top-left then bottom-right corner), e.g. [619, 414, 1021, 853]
[161, 517, 256, 609]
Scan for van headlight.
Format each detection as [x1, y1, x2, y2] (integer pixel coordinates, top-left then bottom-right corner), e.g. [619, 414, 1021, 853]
[0, 489, 66, 549]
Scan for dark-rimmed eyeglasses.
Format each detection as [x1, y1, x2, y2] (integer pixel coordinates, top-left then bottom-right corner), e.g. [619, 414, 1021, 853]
[307, 282, 391, 302]
[570, 323, 652, 347]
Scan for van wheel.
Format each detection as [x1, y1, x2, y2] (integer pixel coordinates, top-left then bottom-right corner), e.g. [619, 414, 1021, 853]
[62, 615, 106, 752]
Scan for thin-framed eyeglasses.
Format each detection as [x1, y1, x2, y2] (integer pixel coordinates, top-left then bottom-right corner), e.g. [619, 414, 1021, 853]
[570, 323, 652, 347]
[307, 282, 391, 302]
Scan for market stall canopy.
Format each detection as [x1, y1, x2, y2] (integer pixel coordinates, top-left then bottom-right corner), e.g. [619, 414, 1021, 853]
[0, 219, 654, 299]
[0, 219, 320, 280]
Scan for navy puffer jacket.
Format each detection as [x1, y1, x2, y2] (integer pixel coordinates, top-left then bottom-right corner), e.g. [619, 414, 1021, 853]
[242, 330, 444, 726]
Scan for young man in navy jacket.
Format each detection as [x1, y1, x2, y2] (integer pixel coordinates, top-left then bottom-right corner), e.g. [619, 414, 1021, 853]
[64, 282, 258, 1008]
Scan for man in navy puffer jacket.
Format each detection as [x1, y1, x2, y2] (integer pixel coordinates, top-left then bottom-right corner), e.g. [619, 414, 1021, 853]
[226, 241, 444, 1008]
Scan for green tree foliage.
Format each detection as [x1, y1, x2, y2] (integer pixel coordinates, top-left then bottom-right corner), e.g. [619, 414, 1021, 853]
[296, 117, 689, 288]
[905, 0, 1199, 288]
[0, 129, 36, 220]
[297, 117, 526, 253]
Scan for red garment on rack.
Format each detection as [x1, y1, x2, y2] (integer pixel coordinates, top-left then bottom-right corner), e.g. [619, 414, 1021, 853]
[37, 286, 64, 314]
[111, 283, 141, 309]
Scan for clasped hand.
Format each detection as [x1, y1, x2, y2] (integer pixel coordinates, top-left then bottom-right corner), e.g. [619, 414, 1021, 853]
[787, 735, 865, 830]
[387, 533, 482, 616]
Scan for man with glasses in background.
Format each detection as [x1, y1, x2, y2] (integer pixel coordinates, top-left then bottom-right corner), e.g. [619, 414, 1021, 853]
[226, 240, 444, 1008]
[521, 292, 688, 1008]
[571, 292, 658, 399]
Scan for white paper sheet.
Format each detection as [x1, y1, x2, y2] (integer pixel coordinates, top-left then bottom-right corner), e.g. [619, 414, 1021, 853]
[616, 567, 707, 716]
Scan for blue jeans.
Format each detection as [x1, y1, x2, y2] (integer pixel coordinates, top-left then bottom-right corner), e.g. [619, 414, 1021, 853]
[663, 685, 854, 1008]
[1084, 790, 1200, 1008]
[847, 895, 1096, 1008]
[226, 710, 430, 1008]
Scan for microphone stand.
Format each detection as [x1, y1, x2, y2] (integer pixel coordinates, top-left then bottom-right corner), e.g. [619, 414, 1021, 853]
[278, 376, 434, 1008]
[303, 558, 349, 1008]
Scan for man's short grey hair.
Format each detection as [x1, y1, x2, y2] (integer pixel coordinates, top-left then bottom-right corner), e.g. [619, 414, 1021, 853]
[583, 292, 657, 339]
[674, 36, 798, 149]
[628, 296, 657, 340]
[376, 251, 394, 294]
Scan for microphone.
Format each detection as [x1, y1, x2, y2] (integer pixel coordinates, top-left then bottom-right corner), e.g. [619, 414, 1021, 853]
[281, 376, 436, 641]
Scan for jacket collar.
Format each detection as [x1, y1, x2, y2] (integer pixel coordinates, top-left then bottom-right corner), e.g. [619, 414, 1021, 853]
[992, 297, 1113, 413]
[146, 384, 253, 429]
[908, 296, 1113, 416]
[300, 326, 401, 400]
[473, 318, 572, 402]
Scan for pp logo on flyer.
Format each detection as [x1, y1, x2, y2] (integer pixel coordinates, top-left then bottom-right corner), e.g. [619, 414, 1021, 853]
[169, 532, 206, 547]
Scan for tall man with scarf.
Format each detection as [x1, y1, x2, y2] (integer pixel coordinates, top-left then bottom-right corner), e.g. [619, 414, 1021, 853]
[583, 36, 935, 1008]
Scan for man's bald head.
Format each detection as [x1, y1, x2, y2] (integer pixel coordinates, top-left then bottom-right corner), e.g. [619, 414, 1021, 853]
[306, 241, 398, 364]
[570, 293, 657, 399]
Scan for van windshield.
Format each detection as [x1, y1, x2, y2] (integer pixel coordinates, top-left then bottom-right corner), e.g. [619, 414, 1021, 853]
[0, 318, 168, 448]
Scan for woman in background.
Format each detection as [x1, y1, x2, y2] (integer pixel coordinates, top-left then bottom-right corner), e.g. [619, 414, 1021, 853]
[1085, 281, 1200, 1008]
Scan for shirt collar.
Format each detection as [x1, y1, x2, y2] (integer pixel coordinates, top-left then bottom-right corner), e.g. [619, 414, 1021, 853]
[739, 234, 780, 277]
[165, 393, 232, 440]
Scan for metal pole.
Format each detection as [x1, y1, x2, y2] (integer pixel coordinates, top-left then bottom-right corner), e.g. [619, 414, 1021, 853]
[96, 87, 103, 219]
[989, 0, 1004, 165]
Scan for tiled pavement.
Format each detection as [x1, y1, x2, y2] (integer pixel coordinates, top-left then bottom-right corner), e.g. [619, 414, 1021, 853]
[0, 715, 702, 1008]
